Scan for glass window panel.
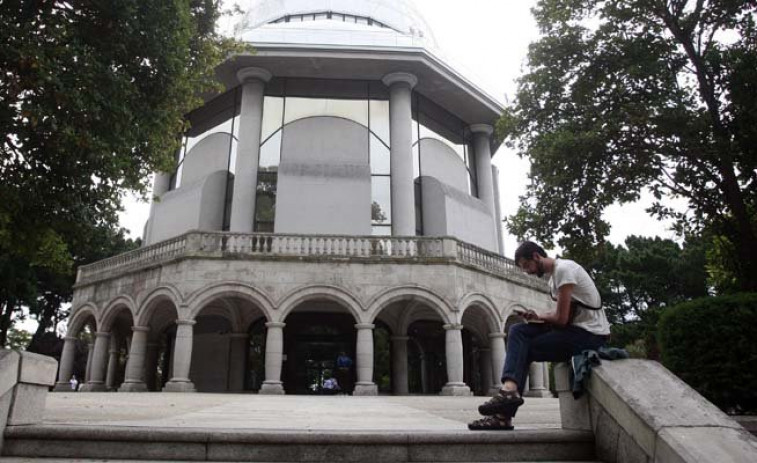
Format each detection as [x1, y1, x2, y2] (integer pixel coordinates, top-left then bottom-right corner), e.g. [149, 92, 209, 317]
[370, 134, 390, 175]
[185, 118, 234, 154]
[419, 122, 466, 161]
[369, 100, 390, 145]
[259, 130, 282, 170]
[284, 97, 368, 127]
[412, 143, 420, 179]
[261, 96, 284, 142]
[371, 176, 391, 225]
[372, 226, 391, 236]
[255, 171, 278, 231]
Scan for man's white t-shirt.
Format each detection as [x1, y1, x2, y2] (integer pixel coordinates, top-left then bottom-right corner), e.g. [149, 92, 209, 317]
[549, 258, 611, 336]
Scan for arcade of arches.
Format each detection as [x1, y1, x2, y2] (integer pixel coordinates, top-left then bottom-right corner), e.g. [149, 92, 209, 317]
[56, 286, 551, 396]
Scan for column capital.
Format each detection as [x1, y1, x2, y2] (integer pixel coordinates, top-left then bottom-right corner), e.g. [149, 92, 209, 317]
[132, 326, 151, 333]
[265, 322, 286, 329]
[443, 323, 463, 331]
[390, 336, 410, 342]
[354, 323, 375, 330]
[469, 123, 494, 136]
[382, 72, 418, 89]
[175, 320, 196, 326]
[488, 332, 506, 339]
[237, 66, 272, 84]
[95, 331, 111, 338]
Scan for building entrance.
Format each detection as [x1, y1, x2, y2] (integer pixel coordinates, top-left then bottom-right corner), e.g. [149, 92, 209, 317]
[282, 312, 356, 394]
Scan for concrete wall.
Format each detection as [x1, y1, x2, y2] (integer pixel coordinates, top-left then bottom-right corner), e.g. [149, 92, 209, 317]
[182, 133, 233, 186]
[146, 170, 228, 244]
[418, 138, 469, 193]
[420, 177, 497, 252]
[275, 117, 371, 235]
[555, 360, 757, 463]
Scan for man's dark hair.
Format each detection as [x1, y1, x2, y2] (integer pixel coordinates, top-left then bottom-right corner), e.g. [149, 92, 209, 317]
[514, 241, 547, 263]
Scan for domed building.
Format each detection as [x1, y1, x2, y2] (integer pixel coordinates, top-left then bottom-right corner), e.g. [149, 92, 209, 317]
[57, 0, 552, 397]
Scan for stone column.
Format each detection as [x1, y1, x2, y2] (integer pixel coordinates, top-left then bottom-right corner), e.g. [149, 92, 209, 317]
[479, 348, 492, 396]
[471, 124, 498, 248]
[163, 320, 197, 392]
[488, 332, 506, 395]
[229, 67, 272, 233]
[382, 72, 418, 236]
[228, 333, 249, 392]
[353, 323, 378, 395]
[441, 324, 471, 396]
[144, 342, 160, 391]
[53, 336, 78, 391]
[84, 342, 94, 383]
[119, 326, 150, 392]
[260, 322, 285, 394]
[543, 361, 551, 392]
[492, 164, 505, 255]
[105, 334, 120, 390]
[526, 361, 552, 397]
[80, 332, 110, 392]
[390, 335, 409, 395]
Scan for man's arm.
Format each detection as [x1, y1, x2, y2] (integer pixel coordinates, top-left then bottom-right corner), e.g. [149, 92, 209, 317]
[536, 283, 575, 326]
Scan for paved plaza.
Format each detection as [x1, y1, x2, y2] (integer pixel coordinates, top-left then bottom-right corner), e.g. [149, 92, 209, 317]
[44, 393, 561, 432]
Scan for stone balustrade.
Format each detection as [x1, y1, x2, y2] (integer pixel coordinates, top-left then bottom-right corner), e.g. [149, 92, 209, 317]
[75, 231, 546, 290]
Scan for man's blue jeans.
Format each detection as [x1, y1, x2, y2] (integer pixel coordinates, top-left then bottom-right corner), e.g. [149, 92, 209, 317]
[501, 323, 607, 394]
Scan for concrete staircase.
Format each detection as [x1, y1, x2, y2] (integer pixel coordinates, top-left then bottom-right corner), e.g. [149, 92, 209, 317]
[1, 425, 598, 462]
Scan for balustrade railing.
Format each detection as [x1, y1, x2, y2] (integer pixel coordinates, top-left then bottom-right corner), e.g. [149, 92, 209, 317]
[76, 231, 544, 290]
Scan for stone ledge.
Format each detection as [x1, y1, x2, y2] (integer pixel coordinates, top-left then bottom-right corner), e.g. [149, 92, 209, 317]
[17, 351, 57, 386]
[655, 426, 757, 463]
[4, 424, 594, 445]
[583, 359, 757, 462]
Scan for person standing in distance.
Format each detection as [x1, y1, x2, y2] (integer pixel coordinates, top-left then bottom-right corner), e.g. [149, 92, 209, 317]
[468, 241, 611, 430]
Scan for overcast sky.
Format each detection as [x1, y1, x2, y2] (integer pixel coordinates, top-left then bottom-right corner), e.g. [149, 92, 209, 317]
[118, 0, 680, 255]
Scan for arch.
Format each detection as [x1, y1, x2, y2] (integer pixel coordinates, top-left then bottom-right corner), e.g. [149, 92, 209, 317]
[278, 285, 363, 322]
[186, 282, 275, 322]
[366, 285, 453, 326]
[504, 303, 530, 322]
[67, 303, 98, 336]
[98, 295, 138, 332]
[135, 285, 183, 327]
[458, 293, 501, 334]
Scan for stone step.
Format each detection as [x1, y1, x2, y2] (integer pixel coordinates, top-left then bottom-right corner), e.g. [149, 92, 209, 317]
[3, 425, 596, 462]
[0, 459, 602, 463]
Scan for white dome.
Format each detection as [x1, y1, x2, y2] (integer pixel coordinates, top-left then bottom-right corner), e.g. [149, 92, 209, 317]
[234, 0, 438, 49]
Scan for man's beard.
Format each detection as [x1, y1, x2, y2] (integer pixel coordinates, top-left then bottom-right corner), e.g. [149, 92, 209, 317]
[536, 260, 545, 278]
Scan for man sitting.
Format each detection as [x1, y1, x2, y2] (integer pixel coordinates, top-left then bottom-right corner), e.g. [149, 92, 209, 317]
[468, 241, 610, 430]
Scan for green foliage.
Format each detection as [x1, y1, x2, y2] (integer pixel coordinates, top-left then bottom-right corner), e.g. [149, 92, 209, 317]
[0, 0, 245, 344]
[504, 0, 757, 290]
[585, 235, 708, 323]
[5, 327, 31, 351]
[658, 293, 757, 413]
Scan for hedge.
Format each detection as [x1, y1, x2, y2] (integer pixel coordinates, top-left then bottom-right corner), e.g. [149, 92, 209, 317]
[658, 293, 757, 413]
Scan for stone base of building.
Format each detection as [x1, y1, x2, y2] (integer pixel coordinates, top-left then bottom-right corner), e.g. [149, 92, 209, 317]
[53, 382, 75, 392]
[488, 386, 503, 396]
[525, 389, 553, 398]
[259, 381, 285, 395]
[79, 382, 107, 392]
[163, 380, 196, 392]
[118, 381, 148, 392]
[352, 382, 378, 396]
[440, 383, 471, 396]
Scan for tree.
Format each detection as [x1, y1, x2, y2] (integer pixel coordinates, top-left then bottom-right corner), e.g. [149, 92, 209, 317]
[583, 235, 709, 358]
[502, 0, 757, 289]
[1, 1, 244, 342]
